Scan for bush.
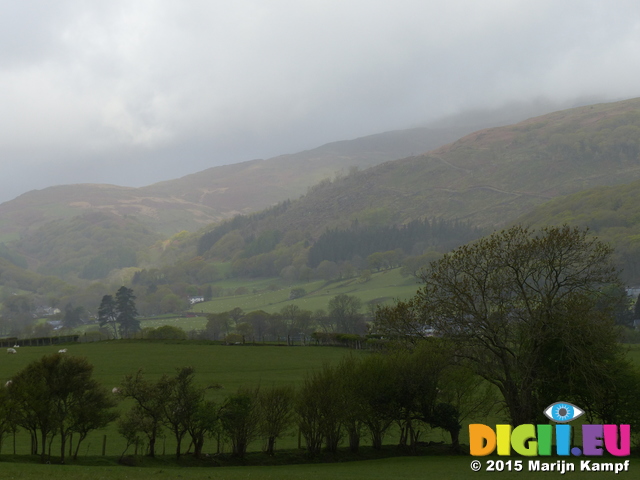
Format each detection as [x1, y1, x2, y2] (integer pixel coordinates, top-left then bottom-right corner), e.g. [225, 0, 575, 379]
[146, 325, 187, 340]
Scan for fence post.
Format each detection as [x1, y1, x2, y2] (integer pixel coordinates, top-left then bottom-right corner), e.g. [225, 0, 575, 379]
[102, 435, 107, 456]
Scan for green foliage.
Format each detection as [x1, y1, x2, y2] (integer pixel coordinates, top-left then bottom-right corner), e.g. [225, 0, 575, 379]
[328, 294, 365, 334]
[7, 354, 118, 463]
[378, 224, 626, 426]
[219, 388, 260, 458]
[257, 385, 295, 455]
[16, 212, 160, 280]
[115, 287, 140, 338]
[518, 178, 640, 283]
[308, 219, 479, 268]
[145, 325, 187, 340]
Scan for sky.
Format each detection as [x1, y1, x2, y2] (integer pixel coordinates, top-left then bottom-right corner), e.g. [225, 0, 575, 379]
[1, 0, 640, 203]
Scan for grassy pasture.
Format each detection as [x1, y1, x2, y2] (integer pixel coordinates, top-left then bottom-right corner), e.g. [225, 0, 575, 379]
[0, 342, 363, 457]
[0, 342, 638, 478]
[194, 268, 420, 315]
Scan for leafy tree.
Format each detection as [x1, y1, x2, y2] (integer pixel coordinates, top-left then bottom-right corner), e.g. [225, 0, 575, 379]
[328, 294, 365, 334]
[0, 387, 18, 455]
[296, 365, 345, 454]
[158, 367, 216, 459]
[62, 303, 85, 329]
[257, 385, 295, 455]
[146, 325, 187, 340]
[219, 389, 260, 458]
[205, 312, 231, 340]
[115, 286, 140, 337]
[378, 225, 622, 426]
[97, 295, 118, 339]
[118, 369, 166, 457]
[244, 310, 271, 341]
[8, 354, 117, 463]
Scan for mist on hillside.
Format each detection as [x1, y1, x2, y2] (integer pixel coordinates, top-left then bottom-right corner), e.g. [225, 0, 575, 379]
[1, 2, 640, 202]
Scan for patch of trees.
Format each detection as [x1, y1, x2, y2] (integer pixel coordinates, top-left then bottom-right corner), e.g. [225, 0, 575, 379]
[80, 247, 138, 280]
[117, 345, 494, 459]
[98, 287, 140, 339]
[197, 201, 292, 256]
[5, 353, 118, 463]
[296, 341, 493, 453]
[0, 243, 27, 268]
[16, 211, 160, 279]
[307, 219, 481, 268]
[203, 295, 368, 342]
[375, 224, 640, 427]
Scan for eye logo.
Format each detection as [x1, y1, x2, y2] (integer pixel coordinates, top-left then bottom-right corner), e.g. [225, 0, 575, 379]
[543, 402, 584, 423]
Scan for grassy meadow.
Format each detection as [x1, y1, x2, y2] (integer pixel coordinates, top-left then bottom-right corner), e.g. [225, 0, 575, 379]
[0, 342, 363, 458]
[0, 341, 638, 478]
[193, 268, 420, 315]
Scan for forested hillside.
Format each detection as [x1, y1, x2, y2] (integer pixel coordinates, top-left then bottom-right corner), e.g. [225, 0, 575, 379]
[516, 179, 640, 283]
[219, 98, 640, 237]
[15, 211, 162, 281]
[5, 98, 640, 327]
[0, 124, 479, 241]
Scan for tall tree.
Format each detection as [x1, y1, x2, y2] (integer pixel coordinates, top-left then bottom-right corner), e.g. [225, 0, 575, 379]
[328, 294, 364, 334]
[118, 369, 165, 457]
[115, 286, 140, 338]
[377, 225, 623, 426]
[97, 294, 118, 339]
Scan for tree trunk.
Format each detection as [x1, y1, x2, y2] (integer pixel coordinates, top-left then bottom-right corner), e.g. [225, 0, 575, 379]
[60, 433, 66, 464]
[148, 436, 156, 457]
[266, 436, 276, 455]
[73, 433, 88, 460]
[40, 431, 48, 463]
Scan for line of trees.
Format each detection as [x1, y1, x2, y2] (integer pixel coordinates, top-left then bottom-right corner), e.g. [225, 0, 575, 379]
[375, 224, 640, 428]
[203, 294, 368, 341]
[1, 342, 497, 464]
[116, 341, 494, 460]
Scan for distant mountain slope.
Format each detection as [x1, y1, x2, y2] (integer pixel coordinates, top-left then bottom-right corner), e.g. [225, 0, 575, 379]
[515, 179, 640, 282]
[0, 125, 479, 241]
[228, 97, 640, 237]
[16, 211, 162, 280]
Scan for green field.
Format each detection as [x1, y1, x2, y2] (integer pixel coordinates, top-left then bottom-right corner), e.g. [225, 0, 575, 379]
[193, 268, 420, 315]
[0, 342, 364, 458]
[1, 342, 638, 478]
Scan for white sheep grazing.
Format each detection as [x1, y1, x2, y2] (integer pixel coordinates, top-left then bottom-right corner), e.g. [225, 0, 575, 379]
[12, 345, 19, 348]
[4, 380, 11, 387]
[112, 387, 120, 394]
[6, 348, 16, 354]
[58, 348, 67, 353]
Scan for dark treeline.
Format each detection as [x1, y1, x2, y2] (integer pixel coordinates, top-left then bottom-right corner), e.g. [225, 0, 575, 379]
[307, 219, 482, 268]
[2, 340, 496, 465]
[197, 201, 292, 256]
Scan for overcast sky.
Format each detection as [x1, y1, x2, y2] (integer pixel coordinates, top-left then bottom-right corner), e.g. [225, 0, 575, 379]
[1, 0, 640, 203]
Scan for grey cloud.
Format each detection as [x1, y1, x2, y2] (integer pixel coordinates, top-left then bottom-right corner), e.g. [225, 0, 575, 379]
[1, 1, 640, 202]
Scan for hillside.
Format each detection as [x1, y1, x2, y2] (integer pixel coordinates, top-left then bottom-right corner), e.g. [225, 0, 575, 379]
[15, 211, 162, 280]
[515, 179, 640, 282]
[219, 97, 640, 238]
[6, 97, 640, 287]
[0, 125, 478, 241]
